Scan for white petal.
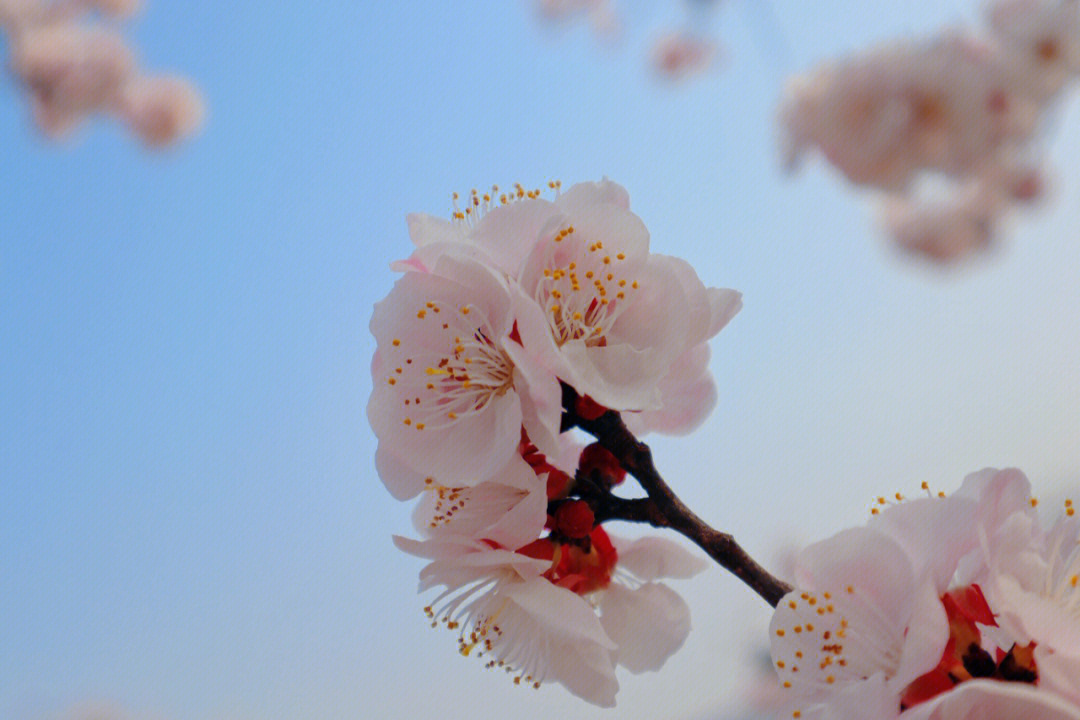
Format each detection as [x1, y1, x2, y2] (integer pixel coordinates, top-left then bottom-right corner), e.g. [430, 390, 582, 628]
[468, 199, 561, 277]
[599, 582, 692, 673]
[554, 179, 631, 215]
[611, 535, 709, 580]
[889, 578, 948, 692]
[900, 679, 1080, 720]
[406, 212, 463, 248]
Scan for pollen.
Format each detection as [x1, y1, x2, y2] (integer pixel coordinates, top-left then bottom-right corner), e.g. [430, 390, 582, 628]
[417, 310, 426, 319]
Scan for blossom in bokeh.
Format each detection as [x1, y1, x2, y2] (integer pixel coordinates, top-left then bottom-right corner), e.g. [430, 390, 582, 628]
[651, 31, 717, 82]
[779, 0, 1079, 263]
[1, 0, 203, 146]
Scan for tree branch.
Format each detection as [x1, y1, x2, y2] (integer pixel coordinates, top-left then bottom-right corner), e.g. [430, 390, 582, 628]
[566, 400, 793, 608]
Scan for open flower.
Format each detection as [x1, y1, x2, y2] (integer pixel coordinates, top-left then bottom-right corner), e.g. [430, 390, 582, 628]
[771, 469, 1080, 718]
[394, 179, 740, 417]
[369, 252, 561, 497]
[394, 533, 621, 705]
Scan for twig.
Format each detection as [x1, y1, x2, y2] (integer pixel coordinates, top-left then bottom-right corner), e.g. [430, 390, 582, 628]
[565, 395, 792, 608]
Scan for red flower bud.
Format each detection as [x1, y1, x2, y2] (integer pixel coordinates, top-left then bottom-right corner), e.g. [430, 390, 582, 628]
[555, 500, 595, 539]
[579, 442, 626, 487]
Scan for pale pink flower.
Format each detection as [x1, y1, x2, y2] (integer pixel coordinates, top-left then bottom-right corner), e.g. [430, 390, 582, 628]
[410, 458, 548, 551]
[116, 74, 204, 147]
[623, 275, 741, 435]
[990, 0, 1080, 102]
[368, 252, 562, 498]
[393, 533, 620, 705]
[536, 0, 619, 37]
[901, 679, 1080, 720]
[772, 468, 1080, 718]
[963, 475, 1080, 705]
[396, 180, 740, 416]
[651, 31, 716, 82]
[596, 535, 707, 673]
[514, 181, 740, 412]
[769, 527, 949, 719]
[881, 184, 999, 263]
[10, 23, 134, 136]
[780, 3, 1076, 263]
[1, 0, 202, 146]
[780, 34, 1037, 191]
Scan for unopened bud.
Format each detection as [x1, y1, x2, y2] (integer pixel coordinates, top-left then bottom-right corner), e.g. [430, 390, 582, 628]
[579, 442, 625, 488]
[555, 500, 594, 539]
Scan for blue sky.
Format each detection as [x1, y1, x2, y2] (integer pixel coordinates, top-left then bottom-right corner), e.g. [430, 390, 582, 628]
[2, 2, 1078, 718]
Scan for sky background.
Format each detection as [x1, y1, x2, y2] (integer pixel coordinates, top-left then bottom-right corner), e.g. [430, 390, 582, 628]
[2, 1, 1079, 719]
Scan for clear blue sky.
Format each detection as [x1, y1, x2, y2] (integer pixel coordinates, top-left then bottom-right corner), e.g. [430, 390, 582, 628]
[2, 2, 1078, 719]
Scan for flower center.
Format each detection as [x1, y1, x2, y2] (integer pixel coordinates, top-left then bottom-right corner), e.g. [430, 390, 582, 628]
[537, 226, 640, 347]
[900, 584, 1039, 711]
[387, 301, 515, 432]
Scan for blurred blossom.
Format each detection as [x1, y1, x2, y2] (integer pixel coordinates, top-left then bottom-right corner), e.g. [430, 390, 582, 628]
[650, 31, 717, 82]
[115, 75, 204, 147]
[535, 0, 619, 37]
[0, 0, 203, 146]
[780, 0, 1080, 264]
[534, 0, 731, 79]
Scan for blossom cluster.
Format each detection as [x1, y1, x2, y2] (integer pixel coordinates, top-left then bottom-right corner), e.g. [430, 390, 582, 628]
[0, 0, 203, 146]
[770, 468, 1080, 719]
[368, 179, 741, 705]
[780, 0, 1080, 262]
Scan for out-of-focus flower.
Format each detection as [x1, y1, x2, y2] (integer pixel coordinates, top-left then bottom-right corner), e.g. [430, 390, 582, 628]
[651, 31, 717, 82]
[780, 1, 1079, 264]
[115, 74, 204, 147]
[990, 0, 1080, 102]
[769, 469, 1080, 718]
[535, 0, 619, 37]
[1, 0, 203, 146]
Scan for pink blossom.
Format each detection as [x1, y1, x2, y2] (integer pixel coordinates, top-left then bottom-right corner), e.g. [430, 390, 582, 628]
[990, 0, 1080, 102]
[779, 2, 1076, 262]
[116, 74, 205, 148]
[368, 253, 561, 498]
[394, 180, 740, 417]
[1, 0, 202, 146]
[394, 533, 621, 705]
[771, 469, 1080, 718]
[651, 31, 716, 82]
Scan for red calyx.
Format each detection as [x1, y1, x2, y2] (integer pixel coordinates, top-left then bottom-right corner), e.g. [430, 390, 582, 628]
[555, 500, 595, 539]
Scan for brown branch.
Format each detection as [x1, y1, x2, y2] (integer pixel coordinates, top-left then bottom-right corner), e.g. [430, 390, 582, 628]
[568, 404, 792, 608]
